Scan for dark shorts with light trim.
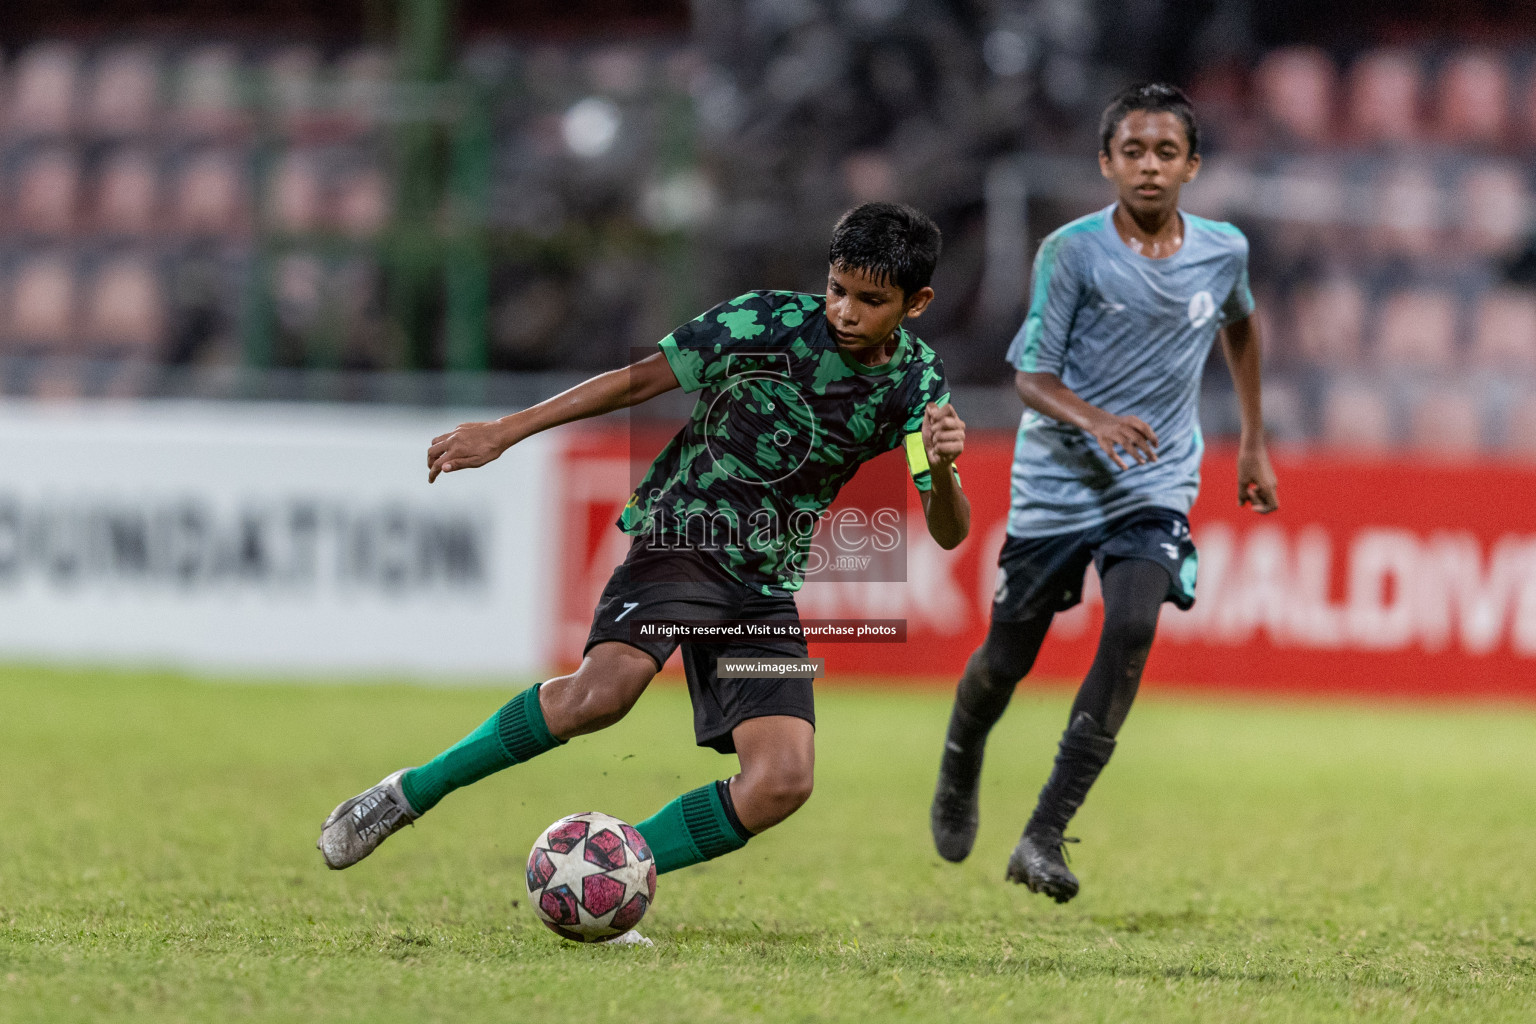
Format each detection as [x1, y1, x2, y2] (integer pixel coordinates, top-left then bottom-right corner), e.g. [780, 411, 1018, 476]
[991, 507, 1198, 622]
[585, 536, 813, 754]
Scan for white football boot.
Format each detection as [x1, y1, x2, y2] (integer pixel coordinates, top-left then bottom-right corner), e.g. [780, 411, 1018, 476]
[316, 769, 419, 869]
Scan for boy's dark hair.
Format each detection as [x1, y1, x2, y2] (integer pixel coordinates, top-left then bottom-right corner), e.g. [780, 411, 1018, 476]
[828, 202, 942, 296]
[1099, 82, 1200, 157]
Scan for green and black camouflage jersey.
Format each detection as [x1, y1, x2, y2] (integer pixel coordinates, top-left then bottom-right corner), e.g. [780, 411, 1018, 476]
[618, 290, 951, 595]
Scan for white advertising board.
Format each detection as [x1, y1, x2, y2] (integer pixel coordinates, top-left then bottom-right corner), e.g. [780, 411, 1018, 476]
[0, 401, 554, 678]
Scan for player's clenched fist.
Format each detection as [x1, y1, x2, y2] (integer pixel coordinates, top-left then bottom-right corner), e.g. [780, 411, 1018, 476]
[922, 402, 965, 470]
[1237, 444, 1279, 514]
[427, 420, 516, 483]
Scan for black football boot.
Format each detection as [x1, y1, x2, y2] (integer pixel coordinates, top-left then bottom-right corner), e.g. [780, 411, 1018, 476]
[1005, 711, 1116, 903]
[930, 703, 989, 862]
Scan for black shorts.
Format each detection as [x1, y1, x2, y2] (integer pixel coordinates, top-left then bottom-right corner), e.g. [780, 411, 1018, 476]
[585, 536, 812, 754]
[992, 507, 1198, 622]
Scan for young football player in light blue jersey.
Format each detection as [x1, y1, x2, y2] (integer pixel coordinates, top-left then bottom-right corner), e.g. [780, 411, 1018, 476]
[930, 83, 1280, 903]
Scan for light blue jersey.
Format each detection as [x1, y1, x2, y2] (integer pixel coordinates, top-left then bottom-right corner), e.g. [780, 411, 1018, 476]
[1005, 205, 1253, 537]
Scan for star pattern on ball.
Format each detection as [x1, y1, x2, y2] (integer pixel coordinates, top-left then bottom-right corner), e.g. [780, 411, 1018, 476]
[541, 839, 600, 901]
[529, 814, 654, 940]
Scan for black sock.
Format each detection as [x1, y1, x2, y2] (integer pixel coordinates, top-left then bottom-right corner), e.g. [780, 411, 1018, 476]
[1025, 711, 1117, 837]
[1022, 559, 1167, 837]
[944, 615, 1053, 761]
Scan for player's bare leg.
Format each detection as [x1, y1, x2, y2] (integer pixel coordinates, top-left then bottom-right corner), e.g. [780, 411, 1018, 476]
[729, 715, 815, 833]
[632, 714, 813, 876]
[539, 642, 662, 739]
[317, 643, 657, 869]
[1007, 559, 1165, 901]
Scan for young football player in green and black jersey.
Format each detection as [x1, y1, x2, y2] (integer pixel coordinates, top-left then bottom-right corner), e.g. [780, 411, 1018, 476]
[317, 203, 971, 909]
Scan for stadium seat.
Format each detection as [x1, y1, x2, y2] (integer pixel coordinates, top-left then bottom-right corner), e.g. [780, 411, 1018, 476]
[14, 147, 81, 236]
[85, 46, 162, 137]
[1457, 162, 1529, 255]
[1348, 50, 1423, 145]
[1518, 71, 1536, 149]
[80, 254, 165, 355]
[6, 255, 77, 350]
[274, 253, 326, 334]
[1255, 46, 1337, 144]
[268, 151, 323, 233]
[174, 46, 245, 136]
[1470, 287, 1536, 369]
[586, 46, 649, 97]
[1291, 278, 1365, 367]
[1436, 50, 1511, 147]
[1260, 378, 1306, 441]
[6, 43, 80, 136]
[266, 46, 323, 133]
[1370, 164, 1440, 256]
[336, 48, 391, 129]
[1408, 388, 1483, 457]
[1319, 382, 1394, 450]
[1262, 157, 1347, 260]
[92, 149, 160, 235]
[333, 166, 389, 237]
[1374, 288, 1460, 369]
[174, 151, 247, 236]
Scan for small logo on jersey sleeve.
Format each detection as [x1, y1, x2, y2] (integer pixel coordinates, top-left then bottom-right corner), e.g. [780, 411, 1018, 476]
[1187, 291, 1215, 328]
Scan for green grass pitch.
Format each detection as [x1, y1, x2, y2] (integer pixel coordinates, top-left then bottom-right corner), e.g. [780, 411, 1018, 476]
[2, 665, 1534, 1023]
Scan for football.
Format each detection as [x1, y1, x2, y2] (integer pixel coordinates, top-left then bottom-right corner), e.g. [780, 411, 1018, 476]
[525, 811, 657, 942]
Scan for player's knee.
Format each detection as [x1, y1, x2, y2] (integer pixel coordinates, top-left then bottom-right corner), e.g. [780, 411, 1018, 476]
[979, 616, 1048, 683]
[1101, 607, 1158, 658]
[979, 639, 1030, 686]
[772, 760, 815, 812]
[758, 766, 814, 823]
[739, 757, 814, 827]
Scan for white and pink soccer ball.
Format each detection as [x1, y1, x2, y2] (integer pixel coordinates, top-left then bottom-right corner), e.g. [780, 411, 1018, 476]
[525, 811, 656, 942]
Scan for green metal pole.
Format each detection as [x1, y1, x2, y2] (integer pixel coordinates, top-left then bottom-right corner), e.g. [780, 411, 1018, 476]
[444, 86, 492, 382]
[390, 0, 455, 370]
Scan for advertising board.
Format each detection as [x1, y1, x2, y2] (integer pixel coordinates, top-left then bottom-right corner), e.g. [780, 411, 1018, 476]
[554, 425, 1536, 698]
[0, 403, 554, 677]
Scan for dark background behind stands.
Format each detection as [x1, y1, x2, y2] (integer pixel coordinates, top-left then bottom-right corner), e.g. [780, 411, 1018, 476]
[2, 0, 1536, 455]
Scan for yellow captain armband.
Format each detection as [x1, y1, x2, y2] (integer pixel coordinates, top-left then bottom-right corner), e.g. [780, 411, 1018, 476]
[904, 431, 929, 477]
[904, 430, 959, 491]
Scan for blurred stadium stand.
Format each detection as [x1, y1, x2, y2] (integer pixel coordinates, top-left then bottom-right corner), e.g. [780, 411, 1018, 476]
[2, 0, 1536, 456]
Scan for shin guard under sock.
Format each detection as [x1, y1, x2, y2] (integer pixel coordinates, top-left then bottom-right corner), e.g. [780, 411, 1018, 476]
[1024, 711, 1117, 838]
[635, 781, 753, 875]
[400, 684, 564, 814]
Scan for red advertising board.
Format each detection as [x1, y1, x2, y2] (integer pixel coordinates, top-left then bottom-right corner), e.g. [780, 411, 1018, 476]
[554, 426, 1536, 699]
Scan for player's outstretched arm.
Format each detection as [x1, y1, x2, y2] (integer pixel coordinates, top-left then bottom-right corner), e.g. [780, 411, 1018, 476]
[1219, 314, 1279, 513]
[918, 402, 971, 549]
[1014, 371, 1159, 470]
[427, 353, 680, 482]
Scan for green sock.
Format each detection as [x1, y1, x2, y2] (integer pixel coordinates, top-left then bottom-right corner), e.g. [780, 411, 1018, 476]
[636, 781, 753, 875]
[400, 684, 563, 815]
